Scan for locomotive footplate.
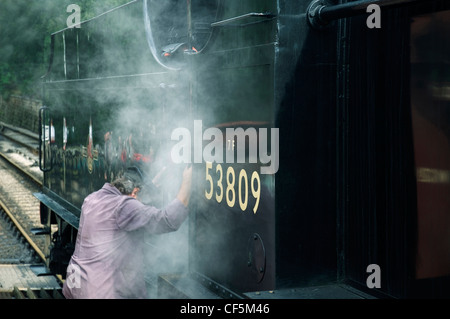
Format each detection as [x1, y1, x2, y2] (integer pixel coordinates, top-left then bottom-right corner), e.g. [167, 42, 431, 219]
[243, 284, 377, 299]
[156, 272, 378, 299]
[157, 272, 245, 299]
[156, 273, 222, 299]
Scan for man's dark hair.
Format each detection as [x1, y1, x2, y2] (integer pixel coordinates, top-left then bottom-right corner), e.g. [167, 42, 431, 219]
[111, 167, 144, 195]
[111, 177, 138, 195]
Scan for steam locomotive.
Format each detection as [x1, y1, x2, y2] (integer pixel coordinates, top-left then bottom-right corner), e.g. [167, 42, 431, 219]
[35, 0, 450, 298]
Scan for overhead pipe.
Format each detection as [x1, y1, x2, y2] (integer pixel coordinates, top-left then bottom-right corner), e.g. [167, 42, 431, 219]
[306, 0, 428, 29]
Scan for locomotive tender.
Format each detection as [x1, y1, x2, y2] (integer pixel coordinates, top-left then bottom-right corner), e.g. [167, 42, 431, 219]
[35, 0, 450, 298]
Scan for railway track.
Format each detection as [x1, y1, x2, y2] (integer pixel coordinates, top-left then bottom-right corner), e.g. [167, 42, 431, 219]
[0, 123, 62, 299]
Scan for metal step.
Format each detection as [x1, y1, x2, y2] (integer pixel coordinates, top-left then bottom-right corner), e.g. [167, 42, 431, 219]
[30, 227, 50, 235]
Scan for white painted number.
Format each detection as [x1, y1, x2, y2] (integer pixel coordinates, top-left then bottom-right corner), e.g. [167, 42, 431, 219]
[205, 161, 213, 200]
[238, 169, 248, 211]
[205, 162, 261, 214]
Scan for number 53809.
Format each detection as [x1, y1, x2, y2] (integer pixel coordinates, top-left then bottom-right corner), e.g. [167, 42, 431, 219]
[205, 161, 261, 214]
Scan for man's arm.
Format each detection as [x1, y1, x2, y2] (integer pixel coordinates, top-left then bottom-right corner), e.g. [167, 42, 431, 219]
[115, 165, 192, 233]
[176, 165, 192, 207]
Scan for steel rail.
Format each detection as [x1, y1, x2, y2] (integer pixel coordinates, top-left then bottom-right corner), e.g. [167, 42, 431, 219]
[0, 129, 45, 261]
[0, 152, 42, 187]
[0, 201, 46, 263]
[0, 124, 43, 185]
[0, 127, 39, 156]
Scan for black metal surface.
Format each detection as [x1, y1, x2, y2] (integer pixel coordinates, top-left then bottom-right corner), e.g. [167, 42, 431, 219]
[35, 0, 450, 298]
[33, 192, 79, 229]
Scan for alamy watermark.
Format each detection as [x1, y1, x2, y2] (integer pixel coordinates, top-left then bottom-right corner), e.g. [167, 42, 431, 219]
[66, 4, 81, 28]
[170, 120, 279, 175]
[366, 264, 381, 288]
[366, 4, 381, 29]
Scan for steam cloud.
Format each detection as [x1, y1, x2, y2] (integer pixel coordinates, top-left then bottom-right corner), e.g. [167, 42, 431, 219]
[47, 0, 218, 298]
[2, 0, 273, 298]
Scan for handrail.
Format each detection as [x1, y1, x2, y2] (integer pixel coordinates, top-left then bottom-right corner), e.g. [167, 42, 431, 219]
[211, 12, 275, 28]
[38, 106, 53, 173]
[40, 34, 55, 80]
[50, 0, 139, 36]
[41, 0, 140, 80]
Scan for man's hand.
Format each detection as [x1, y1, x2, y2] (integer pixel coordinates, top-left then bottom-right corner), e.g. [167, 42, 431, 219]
[177, 165, 192, 207]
